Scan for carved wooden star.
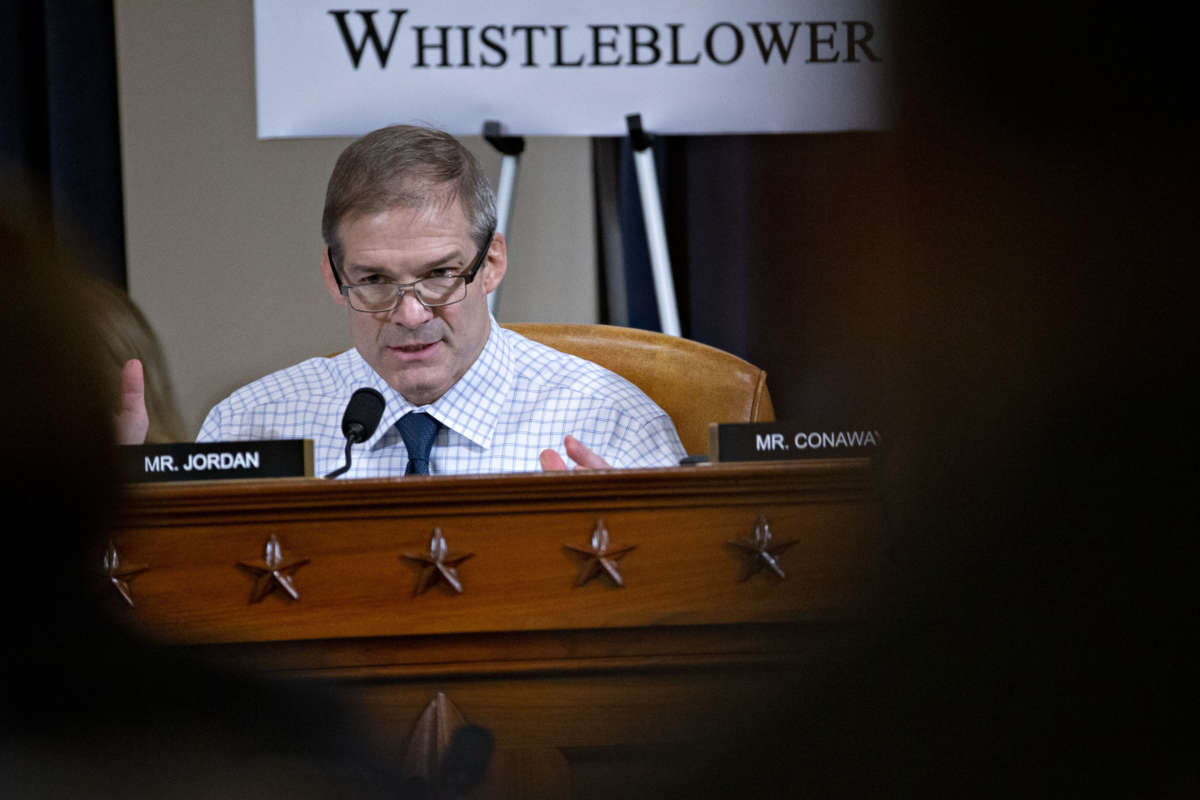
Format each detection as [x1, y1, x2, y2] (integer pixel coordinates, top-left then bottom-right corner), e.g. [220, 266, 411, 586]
[564, 521, 636, 587]
[728, 516, 797, 580]
[402, 691, 469, 783]
[237, 534, 309, 603]
[102, 541, 147, 607]
[402, 528, 474, 595]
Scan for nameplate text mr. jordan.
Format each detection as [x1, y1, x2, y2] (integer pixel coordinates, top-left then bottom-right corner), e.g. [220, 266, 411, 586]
[119, 440, 314, 483]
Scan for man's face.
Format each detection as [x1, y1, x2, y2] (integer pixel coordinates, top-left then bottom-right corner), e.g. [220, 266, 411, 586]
[321, 199, 505, 405]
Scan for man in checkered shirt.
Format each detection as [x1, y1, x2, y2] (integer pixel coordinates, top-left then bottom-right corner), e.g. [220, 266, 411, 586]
[119, 125, 685, 477]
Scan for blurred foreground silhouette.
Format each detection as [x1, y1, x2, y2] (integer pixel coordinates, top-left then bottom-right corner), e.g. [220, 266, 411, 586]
[0, 180, 405, 798]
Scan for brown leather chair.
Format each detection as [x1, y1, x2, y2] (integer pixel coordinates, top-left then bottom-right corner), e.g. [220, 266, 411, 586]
[504, 323, 775, 455]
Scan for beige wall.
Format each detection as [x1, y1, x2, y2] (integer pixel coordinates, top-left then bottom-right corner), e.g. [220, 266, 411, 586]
[115, 0, 596, 437]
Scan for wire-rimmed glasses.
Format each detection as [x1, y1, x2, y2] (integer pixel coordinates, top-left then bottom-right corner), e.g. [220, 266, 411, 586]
[327, 231, 493, 312]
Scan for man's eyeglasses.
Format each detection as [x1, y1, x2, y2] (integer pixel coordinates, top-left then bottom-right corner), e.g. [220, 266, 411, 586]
[327, 231, 494, 313]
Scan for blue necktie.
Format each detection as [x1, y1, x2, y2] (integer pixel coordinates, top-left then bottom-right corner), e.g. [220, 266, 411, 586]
[397, 412, 441, 475]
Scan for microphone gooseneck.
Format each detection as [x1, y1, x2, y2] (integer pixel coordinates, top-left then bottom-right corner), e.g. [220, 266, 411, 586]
[323, 388, 386, 479]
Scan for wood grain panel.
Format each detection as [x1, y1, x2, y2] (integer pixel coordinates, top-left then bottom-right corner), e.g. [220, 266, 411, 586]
[112, 461, 883, 797]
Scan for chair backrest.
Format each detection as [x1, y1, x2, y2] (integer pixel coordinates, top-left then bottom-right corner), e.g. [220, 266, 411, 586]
[504, 323, 775, 455]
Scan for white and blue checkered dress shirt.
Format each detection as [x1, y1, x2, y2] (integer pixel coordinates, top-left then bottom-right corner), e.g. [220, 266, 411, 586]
[197, 318, 686, 477]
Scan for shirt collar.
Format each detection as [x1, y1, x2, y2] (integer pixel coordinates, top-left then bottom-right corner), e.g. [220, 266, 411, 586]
[427, 316, 512, 449]
[345, 317, 513, 451]
[334, 350, 408, 450]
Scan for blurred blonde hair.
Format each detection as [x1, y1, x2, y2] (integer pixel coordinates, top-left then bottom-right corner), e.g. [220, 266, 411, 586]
[79, 276, 187, 443]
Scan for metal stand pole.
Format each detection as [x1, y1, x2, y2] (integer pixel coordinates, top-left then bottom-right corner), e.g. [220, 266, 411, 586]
[626, 113, 681, 337]
[482, 121, 525, 316]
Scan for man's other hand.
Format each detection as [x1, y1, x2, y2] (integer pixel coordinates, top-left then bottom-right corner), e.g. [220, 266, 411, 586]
[117, 358, 149, 445]
[539, 435, 611, 471]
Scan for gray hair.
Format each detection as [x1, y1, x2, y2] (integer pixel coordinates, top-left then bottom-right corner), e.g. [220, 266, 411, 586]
[321, 125, 496, 263]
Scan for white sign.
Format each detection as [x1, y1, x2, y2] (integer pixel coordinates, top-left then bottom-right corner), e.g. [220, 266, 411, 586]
[255, 1, 890, 138]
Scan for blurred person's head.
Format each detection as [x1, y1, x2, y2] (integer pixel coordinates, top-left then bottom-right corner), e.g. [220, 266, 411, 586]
[0, 175, 119, 642]
[79, 275, 186, 442]
[1, 175, 406, 799]
[660, 5, 1196, 797]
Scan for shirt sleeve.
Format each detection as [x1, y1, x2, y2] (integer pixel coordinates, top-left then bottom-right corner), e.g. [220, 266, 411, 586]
[608, 412, 687, 468]
[195, 402, 225, 443]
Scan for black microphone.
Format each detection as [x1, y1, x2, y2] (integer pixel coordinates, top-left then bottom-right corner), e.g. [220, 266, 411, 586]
[323, 388, 385, 478]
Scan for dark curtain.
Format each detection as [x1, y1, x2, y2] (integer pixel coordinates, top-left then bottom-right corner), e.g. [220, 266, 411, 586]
[595, 131, 892, 426]
[1, 0, 126, 285]
[592, 135, 676, 334]
[676, 132, 895, 427]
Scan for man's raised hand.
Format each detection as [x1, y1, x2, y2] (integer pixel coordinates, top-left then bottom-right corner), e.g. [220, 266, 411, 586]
[116, 358, 149, 445]
[539, 435, 612, 471]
